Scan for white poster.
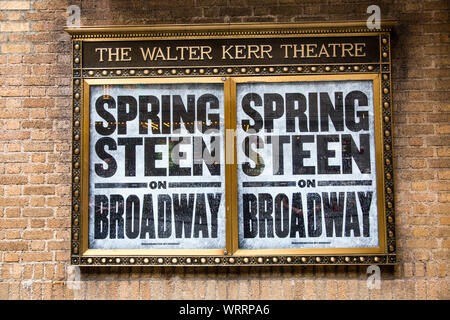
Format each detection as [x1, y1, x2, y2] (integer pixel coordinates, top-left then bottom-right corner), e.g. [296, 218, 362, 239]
[88, 83, 226, 250]
[236, 80, 379, 249]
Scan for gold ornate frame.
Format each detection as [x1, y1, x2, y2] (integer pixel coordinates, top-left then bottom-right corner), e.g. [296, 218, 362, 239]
[66, 21, 396, 266]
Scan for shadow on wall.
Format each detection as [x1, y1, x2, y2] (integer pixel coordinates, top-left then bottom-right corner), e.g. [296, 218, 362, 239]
[75, 265, 397, 281]
[72, 0, 396, 25]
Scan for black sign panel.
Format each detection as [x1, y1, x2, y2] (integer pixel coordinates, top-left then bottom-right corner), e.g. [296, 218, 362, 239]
[82, 36, 380, 68]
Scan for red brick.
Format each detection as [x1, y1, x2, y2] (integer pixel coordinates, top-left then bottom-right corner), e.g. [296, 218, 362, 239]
[23, 98, 54, 108]
[23, 186, 55, 195]
[22, 208, 53, 217]
[23, 143, 54, 152]
[0, 241, 28, 251]
[4, 253, 20, 262]
[21, 252, 53, 262]
[0, 219, 28, 229]
[22, 230, 54, 240]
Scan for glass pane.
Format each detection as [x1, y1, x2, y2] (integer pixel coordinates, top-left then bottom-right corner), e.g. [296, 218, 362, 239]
[236, 80, 379, 250]
[88, 82, 226, 250]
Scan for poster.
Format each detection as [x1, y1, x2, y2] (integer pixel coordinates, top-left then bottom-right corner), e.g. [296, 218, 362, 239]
[236, 80, 379, 249]
[88, 83, 226, 250]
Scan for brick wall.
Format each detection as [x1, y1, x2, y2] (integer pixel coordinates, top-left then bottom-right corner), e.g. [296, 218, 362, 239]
[0, 0, 448, 299]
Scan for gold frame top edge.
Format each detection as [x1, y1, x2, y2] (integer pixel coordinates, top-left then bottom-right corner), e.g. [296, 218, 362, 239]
[64, 20, 397, 35]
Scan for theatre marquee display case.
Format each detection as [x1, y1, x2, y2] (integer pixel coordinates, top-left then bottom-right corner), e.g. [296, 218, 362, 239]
[66, 21, 396, 266]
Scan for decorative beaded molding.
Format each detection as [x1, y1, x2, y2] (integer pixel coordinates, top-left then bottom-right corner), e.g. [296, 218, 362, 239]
[73, 254, 395, 266]
[80, 64, 382, 79]
[65, 21, 396, 40]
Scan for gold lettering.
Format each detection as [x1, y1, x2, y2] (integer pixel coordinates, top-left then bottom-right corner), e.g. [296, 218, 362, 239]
[222, 45, 233, 59]
[261, 45, 273, 58]
[120, 48, 132, 61]
[200, 46, 213, 60]
[107, 48, 120, 62]
[292, 44, 304, 58]
[189, 46, 200, 60]
[235, 45, 246, 59]
[95, 48, 108, 62]
[140, 47, 157, 61]
[327, 43, 341, 57]
[166, 47, 178, 61]
[176, 47, 189, 60]
[248, 45, 261, 59]
[155, 47, 166, 60]
[354, 43, 366, 57]
[318, 44, 330, 58]
[280, 44, 292, 58]
[306, 44, 318, 58]
[341, 43, 354, 57]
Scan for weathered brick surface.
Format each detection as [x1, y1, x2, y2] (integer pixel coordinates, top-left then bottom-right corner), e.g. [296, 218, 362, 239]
[0, 0, 448, 300]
